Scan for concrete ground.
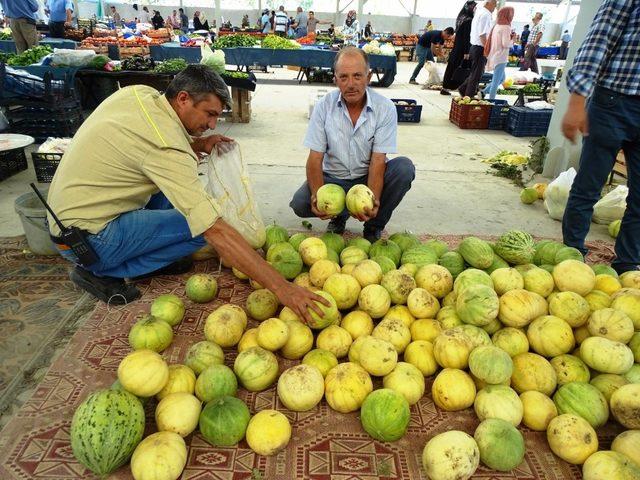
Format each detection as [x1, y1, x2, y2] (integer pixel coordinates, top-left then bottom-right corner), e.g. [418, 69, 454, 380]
[0, 60, 612, 242]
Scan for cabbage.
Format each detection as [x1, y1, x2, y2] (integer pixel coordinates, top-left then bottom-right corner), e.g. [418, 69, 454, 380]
[200, 44, 226, 74]
[379, 43, 396, 56]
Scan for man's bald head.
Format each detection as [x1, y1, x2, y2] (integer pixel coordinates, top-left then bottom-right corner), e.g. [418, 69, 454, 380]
[333, 46, 369, 74]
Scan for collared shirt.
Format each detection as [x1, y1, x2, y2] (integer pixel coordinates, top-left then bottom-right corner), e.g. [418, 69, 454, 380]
[470, 5, 493, 47]
[307, 17, 319, 33]
[294, 12, 307, 29]
[529, 21, 544, 45]
[567, 0, 640, 97]
[274, 11, 288, 32]
[561, 33, 572, 43]
[304, 88, 397, 180]
[418, 30, 444, 48]
[47, 85, 220, 237]
[46, 0, 73, 23]
[0, 0, 39, 20]
[261, 13, 270, 33]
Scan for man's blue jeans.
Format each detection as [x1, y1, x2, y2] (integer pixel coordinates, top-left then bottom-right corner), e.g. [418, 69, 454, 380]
[410, 44, 435, 82]
[59, 192, 206, 278]
[289, 156, 415, 231]
[483, 62, 506, 100]
[562, 86, 640, 272]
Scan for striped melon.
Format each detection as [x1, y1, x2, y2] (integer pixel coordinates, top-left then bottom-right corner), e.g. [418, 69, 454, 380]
[458, 237, 494, 269]
[438, 251, 465, 279]
[494, 231, 535, 265]
[70, 389, 145, 476]
[369, 239, 402, 267]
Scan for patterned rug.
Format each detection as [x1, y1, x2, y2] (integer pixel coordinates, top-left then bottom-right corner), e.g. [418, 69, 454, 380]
[0, 237, 96, 429]
[0, 236, 621, 480]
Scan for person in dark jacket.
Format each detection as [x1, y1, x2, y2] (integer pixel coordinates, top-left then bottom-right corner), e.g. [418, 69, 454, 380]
[193, 11, 209, 31]
[441, 0, 476, 94]
[520, 24, 530, 57]
[151, 10, 164, 29]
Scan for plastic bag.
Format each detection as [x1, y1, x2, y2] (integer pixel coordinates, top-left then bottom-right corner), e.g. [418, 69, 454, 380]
[200, 44, 225, 74]
[544, 167, 576, 221]
[50, 48, 96, 67]
[204, 142, 266, 249]
[593, 185, 627, 224]
[423, 61, 442, 86]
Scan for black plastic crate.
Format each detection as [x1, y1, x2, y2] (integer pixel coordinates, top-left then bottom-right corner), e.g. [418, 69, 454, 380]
[0, 148, 28, 181]
[0, 63, 76, 103]
[506, 106, 553, 137]
[10, 116, 83, 142]
[487, 99, 510, 130]
[391, 98, 422, 123]
[31, 151, 63, 182]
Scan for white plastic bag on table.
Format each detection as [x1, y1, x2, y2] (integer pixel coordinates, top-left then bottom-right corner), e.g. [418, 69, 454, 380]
[200, 44, 226, 74]
[50, 48, 96, 67]
[204, 142, 266, 249]
[593, 185, 627, 224]
[544, 167, 576, 221]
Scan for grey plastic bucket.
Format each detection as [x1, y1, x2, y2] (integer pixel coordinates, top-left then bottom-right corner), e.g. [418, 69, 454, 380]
[14, 188, 59, 256]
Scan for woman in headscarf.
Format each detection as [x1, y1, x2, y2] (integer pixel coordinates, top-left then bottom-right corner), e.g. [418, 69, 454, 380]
[441, 1, 476, 94]
[193, 11, 209, 31]
[482, 6, 515, 99]
[342, 10, 360, 46]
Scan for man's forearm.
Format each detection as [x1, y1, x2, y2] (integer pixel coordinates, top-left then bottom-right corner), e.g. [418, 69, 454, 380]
[66, 9, 72, 23]
[204, 219, 289, 295]
[306, 154, 324, 196]
[367, 156, 386, 200]
[479, 34, 487, 47]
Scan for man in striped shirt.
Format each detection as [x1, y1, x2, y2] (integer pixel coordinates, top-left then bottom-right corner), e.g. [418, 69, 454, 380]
[290, 48, 415, 242]
[520, 12, 544, 73]
[274, 5, 288, 37]
[562, 0, 640, 274]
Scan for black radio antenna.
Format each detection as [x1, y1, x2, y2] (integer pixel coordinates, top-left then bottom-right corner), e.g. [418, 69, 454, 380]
[29, 183, 67, 232]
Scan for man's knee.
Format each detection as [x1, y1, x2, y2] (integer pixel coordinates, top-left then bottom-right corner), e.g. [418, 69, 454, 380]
[290, 187, 313, 218]
[389, 157, 416, 184]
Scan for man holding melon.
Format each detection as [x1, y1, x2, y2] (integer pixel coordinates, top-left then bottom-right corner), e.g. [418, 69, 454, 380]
[47, 65, 327, 321]
[290, 47, 415, 243]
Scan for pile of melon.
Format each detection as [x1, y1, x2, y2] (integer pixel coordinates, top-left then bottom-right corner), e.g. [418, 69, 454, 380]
[69, 226, 640, 480]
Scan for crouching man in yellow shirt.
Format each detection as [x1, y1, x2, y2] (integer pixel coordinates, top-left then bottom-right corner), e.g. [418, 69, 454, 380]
[47, 65, 324, 320]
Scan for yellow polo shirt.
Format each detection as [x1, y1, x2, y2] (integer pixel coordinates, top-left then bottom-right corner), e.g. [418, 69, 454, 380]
[47, 85, 219, 237]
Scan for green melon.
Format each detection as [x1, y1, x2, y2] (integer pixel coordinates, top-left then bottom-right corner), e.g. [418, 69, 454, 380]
[233, 346, 279, 391]
[539, 264, 555, 273]
[553, 381, 609, 428]
[458, 237, 494, 269]
[520, 188, 538, 204]
[484, 254, 510, 274]
[340, 246, 368, 265]
[590, 374, 629, 403]
[453, 325, 492, 348]
[455, 284, 500, 327]
[400, 245, 438, 268]
[288, 233, 308, 251]
[624, 363, 640, 384]
[494, 230, 536, 265]
[321, 232, 346, 254]
[199, 396, 251, 446]
[347, 237, 371, 254]
[532, 240, 553, 265]
[360, 388, 410, 441]
[326, 247, 340, 265]
[469, 345, 513, 385]
[264, 224, 289, 252]
[453, 268, 494, 295]
[371, 255, 397, 274]
[270, 248, 303, 280]
[591, 264, 619, 278]
[266, 242, 295, 262]
[438, 251, 465, 278]
[423, 239, 449, 258]
[195, 364, 238, 403]
[388, 232, 421, 252]
[537, 241, 565, 266]
[555, 246, 584, 264]
[70, 389, 145, 476]
[474, 418, 525, 471]
[369, 239, 402, 267]
[185, 341, 224, 375]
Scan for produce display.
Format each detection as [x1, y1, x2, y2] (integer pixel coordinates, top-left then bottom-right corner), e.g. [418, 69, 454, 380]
[120, 55, 155, 71]
[212, 34, 259, 49]
[6, 45, 52, 66]
[66, 222, 640, 480]
[0, 27, 12, 40]
[153, 58, 188, 73]
[261, 34, 301, 50]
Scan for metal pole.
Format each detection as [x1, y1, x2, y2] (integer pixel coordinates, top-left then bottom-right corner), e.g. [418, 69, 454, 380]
[335, 0, 340, 27]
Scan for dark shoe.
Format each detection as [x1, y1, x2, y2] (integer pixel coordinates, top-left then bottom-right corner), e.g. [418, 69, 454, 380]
[440, 89, 451, 95]
[132, 256, 194, 280]
[409, 79, 418, 85]
[613, 264, 639, 275]
[363, 227, 382, 243]
[479, 90, 486, 100]
[327, 217, 347, 235]
[70, 267, 140, 305]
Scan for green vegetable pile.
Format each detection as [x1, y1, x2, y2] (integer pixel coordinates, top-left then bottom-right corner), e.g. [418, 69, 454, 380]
[315, 34, 332, 44]
[221, 71, 249, 79]
[522, 83, 543, 94]
[88, 55, 110, 70]
[153, 58, 188, 73]
[0, 29, 12, 40]
[261, 35, 300, 50]
[213, 34, 258, 49]
[6, 45, 52, 66]
[0, 52, 16, 63]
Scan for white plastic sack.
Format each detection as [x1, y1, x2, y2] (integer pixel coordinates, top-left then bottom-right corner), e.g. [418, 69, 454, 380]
[205, 143, 266, 249]
[50, 48, 96, 67]
[422, 61, 443, 86]
[544, 167, 576, 221]
[593, 185, 627, 225]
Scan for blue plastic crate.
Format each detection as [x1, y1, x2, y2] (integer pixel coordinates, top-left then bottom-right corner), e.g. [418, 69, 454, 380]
[506, 106, 553, 137]
[391, 98, 422, 123]
[487, 99, 510, 130]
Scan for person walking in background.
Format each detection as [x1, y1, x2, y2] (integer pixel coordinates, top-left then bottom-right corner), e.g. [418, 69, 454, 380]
[409, 27, 455, 85]
[559, 29, 572, 60]
[426, 20, 434, 31]
[260, 8, 270, 34]
[482, 6, 514, 100]
[364, 21, 373, 38]
[441, 1, 476, 95]
[342, 10, 360, 46]
[45, 0, 73, 38]
[179, 8, 188, 33]
[274, 6, 288, 37]
[520, 12, 544, 73]
[561, 0, 640, 275]
[0, 0, 39, 53]
[519, 24, 530, 57]
[458, 0, 496, 97]
[292, 7, 307, 38]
